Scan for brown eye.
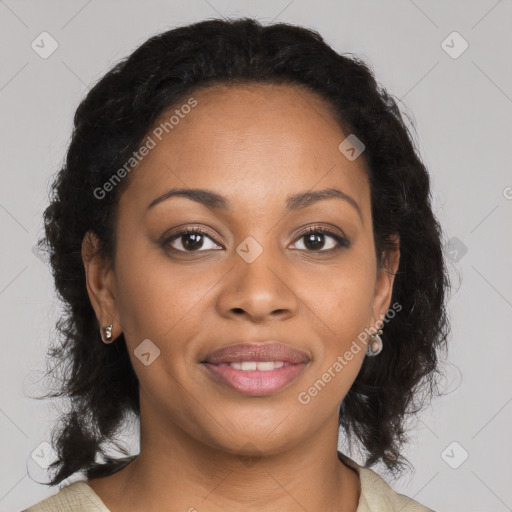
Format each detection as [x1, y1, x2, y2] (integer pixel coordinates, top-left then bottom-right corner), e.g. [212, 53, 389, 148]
[292, 227, 350, 253]
[163, 228, 222, 252]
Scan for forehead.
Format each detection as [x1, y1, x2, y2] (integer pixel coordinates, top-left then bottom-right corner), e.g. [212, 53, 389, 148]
[119, 83, 370, 217]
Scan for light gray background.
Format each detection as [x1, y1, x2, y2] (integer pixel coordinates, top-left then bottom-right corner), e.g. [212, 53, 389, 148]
[1, 1, 511, 511]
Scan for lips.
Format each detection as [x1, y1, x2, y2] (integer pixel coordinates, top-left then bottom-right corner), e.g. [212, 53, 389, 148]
[202, 343, 310, 365]
[201, 342, 311, 396]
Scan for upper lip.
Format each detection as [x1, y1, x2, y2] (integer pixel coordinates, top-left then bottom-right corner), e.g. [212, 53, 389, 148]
[202, 342, 311, 365]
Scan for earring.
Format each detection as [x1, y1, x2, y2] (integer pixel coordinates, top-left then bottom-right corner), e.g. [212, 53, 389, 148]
[101, 324, 114, 344]
[366, 329, 383, 357]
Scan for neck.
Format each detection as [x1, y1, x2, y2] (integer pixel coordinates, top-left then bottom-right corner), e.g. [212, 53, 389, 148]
[89, 400, 360, 512]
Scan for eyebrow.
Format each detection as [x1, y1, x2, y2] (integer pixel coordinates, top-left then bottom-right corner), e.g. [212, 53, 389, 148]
[147, 187, 362, 221]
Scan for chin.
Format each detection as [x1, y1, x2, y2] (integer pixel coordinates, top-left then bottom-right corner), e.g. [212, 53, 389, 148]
[196, 410, 308, 456]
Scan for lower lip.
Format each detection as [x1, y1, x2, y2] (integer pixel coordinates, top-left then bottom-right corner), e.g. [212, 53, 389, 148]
[202, 362, 307, 396]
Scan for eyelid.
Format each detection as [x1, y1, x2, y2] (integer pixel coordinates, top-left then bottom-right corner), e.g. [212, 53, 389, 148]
[162, 223, 350, 254]
[162, 226, 223, 248]
[292, 225, 350, 250]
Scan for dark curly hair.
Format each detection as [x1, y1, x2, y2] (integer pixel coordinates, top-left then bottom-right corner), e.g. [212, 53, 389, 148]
[33, 16, 450, 487]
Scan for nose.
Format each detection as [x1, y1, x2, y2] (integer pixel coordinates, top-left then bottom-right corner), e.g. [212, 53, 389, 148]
[216, 249, 299, 323]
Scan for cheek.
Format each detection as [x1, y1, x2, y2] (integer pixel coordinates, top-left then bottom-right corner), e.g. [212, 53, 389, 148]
[112, 234, 171, 342]
[113, 239, 215, 363]
[297, 258, 375, 406]
[308, 255, 376, 334]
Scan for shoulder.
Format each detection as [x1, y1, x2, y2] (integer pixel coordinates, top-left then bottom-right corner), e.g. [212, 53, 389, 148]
[22, 481, 110, 512]
[337, 452, 435, 512]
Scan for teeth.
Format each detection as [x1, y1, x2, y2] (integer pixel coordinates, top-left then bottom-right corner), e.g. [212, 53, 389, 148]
[229, 361, 285, 371]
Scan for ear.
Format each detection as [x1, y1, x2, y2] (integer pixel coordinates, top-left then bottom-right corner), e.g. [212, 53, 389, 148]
[81, 231, 121, 341]
[371, 235, 400, 329]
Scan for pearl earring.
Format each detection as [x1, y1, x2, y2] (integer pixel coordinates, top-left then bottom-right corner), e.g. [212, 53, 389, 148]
[101, 324, 113, 343]
[366, 329, 383, 356]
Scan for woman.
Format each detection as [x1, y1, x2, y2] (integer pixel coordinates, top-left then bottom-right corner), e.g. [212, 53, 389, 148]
[24, 17, 449, 512]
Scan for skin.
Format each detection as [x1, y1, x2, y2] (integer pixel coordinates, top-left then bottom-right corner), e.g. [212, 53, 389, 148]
[82, 83, 400, 512]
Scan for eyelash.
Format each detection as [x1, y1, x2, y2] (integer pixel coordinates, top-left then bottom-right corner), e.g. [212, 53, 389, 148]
[162, 225, 350, 254]
[293, 226, 350, 253]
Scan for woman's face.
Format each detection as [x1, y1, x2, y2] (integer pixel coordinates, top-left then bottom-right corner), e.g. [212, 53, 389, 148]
[84, 83, 398, 456]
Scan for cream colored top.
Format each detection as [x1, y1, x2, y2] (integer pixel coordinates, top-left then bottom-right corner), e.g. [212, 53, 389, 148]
[23, 452, 434, 511]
